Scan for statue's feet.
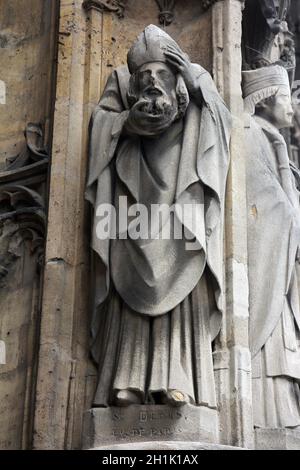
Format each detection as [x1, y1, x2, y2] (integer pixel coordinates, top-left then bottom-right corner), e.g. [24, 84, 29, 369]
[113, 389, 142, 407]
[163, 390, 190, 407]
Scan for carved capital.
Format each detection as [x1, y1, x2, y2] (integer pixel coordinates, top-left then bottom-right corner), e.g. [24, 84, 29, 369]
[156, 1, 175, 26]
[82, 0, 127, 18]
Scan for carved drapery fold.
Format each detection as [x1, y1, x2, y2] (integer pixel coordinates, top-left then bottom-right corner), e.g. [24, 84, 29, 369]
[155, 0, 176, 26]
[82, 0, 222, 24]
[82, 0, 127, 18]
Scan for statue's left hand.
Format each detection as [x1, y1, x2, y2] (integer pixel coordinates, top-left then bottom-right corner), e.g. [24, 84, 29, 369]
[164, 45, 199, 95]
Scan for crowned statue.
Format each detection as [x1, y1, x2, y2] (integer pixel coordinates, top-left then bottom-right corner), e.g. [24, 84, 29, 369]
[243, 64, 300, 429]
[86, 25, 231, 408]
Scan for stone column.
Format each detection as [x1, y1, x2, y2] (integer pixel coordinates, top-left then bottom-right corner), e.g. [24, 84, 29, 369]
[211, 0, 253, 449]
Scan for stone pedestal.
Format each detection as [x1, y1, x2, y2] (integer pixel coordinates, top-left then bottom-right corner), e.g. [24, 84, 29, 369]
[92, 441, 243, 450]
[83, 405, 219, 450]
[255, 428, 300, 450]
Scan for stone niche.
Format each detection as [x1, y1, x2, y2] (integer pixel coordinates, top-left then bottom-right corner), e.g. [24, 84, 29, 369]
[97, 0, 213, 91]
[81, 0, 216, 450]
[31, 0, 252, 451]
[78, 0, 238, 451]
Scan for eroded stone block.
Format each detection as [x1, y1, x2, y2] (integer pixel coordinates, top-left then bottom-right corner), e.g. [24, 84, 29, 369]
[83, 405, 219, 449]
[255, 428, 300, 450]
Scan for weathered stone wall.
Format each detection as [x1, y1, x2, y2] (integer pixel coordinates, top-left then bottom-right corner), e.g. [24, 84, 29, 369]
[0, 0, 58, 165]
[98, 0, 212, 90]
[0, 0, 59, 450]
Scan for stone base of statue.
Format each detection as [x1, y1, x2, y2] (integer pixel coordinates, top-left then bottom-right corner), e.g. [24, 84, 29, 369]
[90, 441, 243, 450]
[255, 428, 300, 450]
[82, 405, 219, 449]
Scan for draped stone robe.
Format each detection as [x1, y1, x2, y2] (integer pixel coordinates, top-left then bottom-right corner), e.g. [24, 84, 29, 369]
[246, 115, 300, 428]
[85, 65, 231, 406]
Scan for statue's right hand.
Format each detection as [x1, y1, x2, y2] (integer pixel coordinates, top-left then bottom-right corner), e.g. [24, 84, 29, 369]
[125, 100, 174, 136]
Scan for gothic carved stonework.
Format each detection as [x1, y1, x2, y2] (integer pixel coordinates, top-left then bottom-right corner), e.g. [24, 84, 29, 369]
[155, 0, 176, 26]
[277, 26, 295, 76]
[5, 123, 48, 171]
[82, 0, 127, 18]
[243, 0, 292, 69]
[260, 0, 291, 34]
[200, 0, 217, 11]
[288, 1, 300, 79]
[290, 105, 300, 167]
[0, 123, 48, 284]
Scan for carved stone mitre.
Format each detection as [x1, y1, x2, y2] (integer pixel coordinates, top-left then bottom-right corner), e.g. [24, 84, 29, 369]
[242, 64, 291, 114]
[127, 24, 185, 74]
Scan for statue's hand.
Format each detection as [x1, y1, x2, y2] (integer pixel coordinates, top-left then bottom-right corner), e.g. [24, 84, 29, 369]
[125, 99, 176, 136]
[164, 45, 199, 95]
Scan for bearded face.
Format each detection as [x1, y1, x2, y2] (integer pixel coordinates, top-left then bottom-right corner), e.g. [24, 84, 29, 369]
[135, 62, 178, 117]
[127, 62, 188, 137]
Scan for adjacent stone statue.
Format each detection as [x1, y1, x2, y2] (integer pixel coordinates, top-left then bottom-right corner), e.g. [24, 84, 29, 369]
[86, 25, 231, 408]
[243, 65, 300, 429]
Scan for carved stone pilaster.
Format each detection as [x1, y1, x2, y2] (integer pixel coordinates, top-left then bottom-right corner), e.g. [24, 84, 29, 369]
[155, 0, 176, 26]
[82, 0, 127, 18]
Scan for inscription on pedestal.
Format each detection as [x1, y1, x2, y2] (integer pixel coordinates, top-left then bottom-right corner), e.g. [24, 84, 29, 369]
[83, 405, 219, 449]
[111, 408, 185, 440]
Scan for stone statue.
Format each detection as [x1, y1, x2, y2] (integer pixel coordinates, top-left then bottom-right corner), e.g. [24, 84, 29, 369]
[243, 65, 300, 429]
[86, 25, 231, 408]
[243, 0, 292, 70]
